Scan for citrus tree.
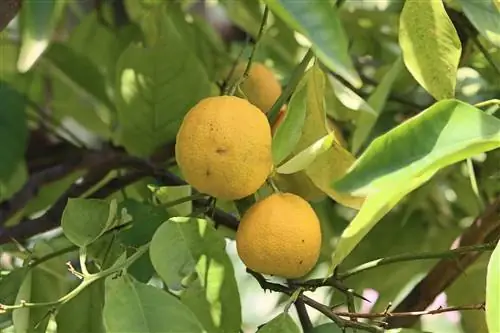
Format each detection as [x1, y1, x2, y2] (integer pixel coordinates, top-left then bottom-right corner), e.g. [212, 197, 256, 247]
[1, 0, 500, 332]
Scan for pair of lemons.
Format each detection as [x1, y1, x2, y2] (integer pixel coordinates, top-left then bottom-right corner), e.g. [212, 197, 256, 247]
[175, 63, 322, 279]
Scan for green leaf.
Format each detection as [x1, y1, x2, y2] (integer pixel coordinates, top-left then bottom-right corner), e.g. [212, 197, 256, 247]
[276, 133, 336, 174]
[24, 170, 85, 216]
[102, 274, 205, 333]
[264, 0, 362, 88]
[61, 198, 121, 247]
[56, 280, 106, 333]
[272, 77, 308, 165]
[0, 161, 28, 203]
[220, 0, 263, 37]
[458, 0, 500, 48]
[486, 239, 500, 333]
[328, 76, 376, 116]
[67, 12, 123, 80]
[290, 64, 364, 210]
[257, 313, 300, 333]
[43, 43, 114, 111]
[0, 82, 28, 183]
[399, 0, 462, 100]
[0, 268, 29, 325]
[150, 217, 242, 332]
[0, 37, 18, 78]
[148, 184, 193, 217]
[351, 57, 403, 154]
[311, 323, 350, 333]
[12, 241, 69, 333]
[330, 99, 500, 269]
[17, 0, 66, 72]
[118, 199, 170, 283]
[334, 99, 500, 197]
[115, 10, 212, 157]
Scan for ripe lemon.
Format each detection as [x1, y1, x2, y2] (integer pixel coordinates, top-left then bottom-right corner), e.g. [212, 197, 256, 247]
[236, 192, 322, 278]
[175, 96, 273, 200]
[227, 62, 282, 113]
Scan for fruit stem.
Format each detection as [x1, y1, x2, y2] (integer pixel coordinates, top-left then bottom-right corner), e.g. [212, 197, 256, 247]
[227, 6, 270, 96]
[266, 178, 281, 194]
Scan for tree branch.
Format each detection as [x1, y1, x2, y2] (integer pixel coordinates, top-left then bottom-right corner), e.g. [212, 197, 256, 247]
[247, 269, 385, 333]
[386, 197, 500, 328]
[334, 302, 485, 319]
[338, 242, 497, 279]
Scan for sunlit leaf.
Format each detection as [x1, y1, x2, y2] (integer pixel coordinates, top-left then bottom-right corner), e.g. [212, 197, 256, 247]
[103, 274, 205, 332]
[399, 0, 462, 100]
[115, 9, 212, 157]
[150, 217, 241, 332]
[331, 99, 500, 269]
[328, 76, 375, 116]
[17, 0, 66, 72]
[276, 133, 335, 174]
[272, 78, 308, 166]
[257, 313, 300, 333]
[291, 64, 364, 209]
[486, 240, 500, 333]
[334, 100, 500, 197]
[264, 0, 362, 88]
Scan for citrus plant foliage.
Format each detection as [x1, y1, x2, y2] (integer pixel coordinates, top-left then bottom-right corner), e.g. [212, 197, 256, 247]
[1, 0, 500, 332]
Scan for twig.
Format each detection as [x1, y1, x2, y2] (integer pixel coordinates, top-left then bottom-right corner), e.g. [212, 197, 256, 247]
[338, 242, 497, 279]
[293, 275, 370, 302]
[475, 99, 500, 109]
[334, 302, 485, 319]
[247, 269, 384, 333]
[220, 34, 252, 95]
[0, 244, 149, 312]
[294, 298, 313, 333]
[228, 6, 269, 96]
[386, 197, 500, 328]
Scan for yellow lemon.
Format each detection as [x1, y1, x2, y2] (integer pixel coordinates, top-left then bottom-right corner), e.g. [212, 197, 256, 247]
[175, 96, 273, 200]
[236, 192, 322, 278]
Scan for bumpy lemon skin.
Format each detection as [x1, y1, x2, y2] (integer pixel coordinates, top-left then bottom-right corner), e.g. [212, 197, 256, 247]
[231, 62, 282, 113]
[175, 96, 273, 201]
[235, 192, 322, 279]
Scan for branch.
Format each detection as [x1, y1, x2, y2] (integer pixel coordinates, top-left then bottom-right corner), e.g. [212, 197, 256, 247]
[0, 155, 240, 245]
[386, 197, 500, 328]
[334, 302, 485, 319]
[247, 269, 385, 333]
[294, 299, 313, 333]
[293, 275, 370, 302]
[338, 242, 497, 279]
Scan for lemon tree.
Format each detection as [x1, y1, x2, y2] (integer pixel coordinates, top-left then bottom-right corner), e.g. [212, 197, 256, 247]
[0, 1, 500, 333]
